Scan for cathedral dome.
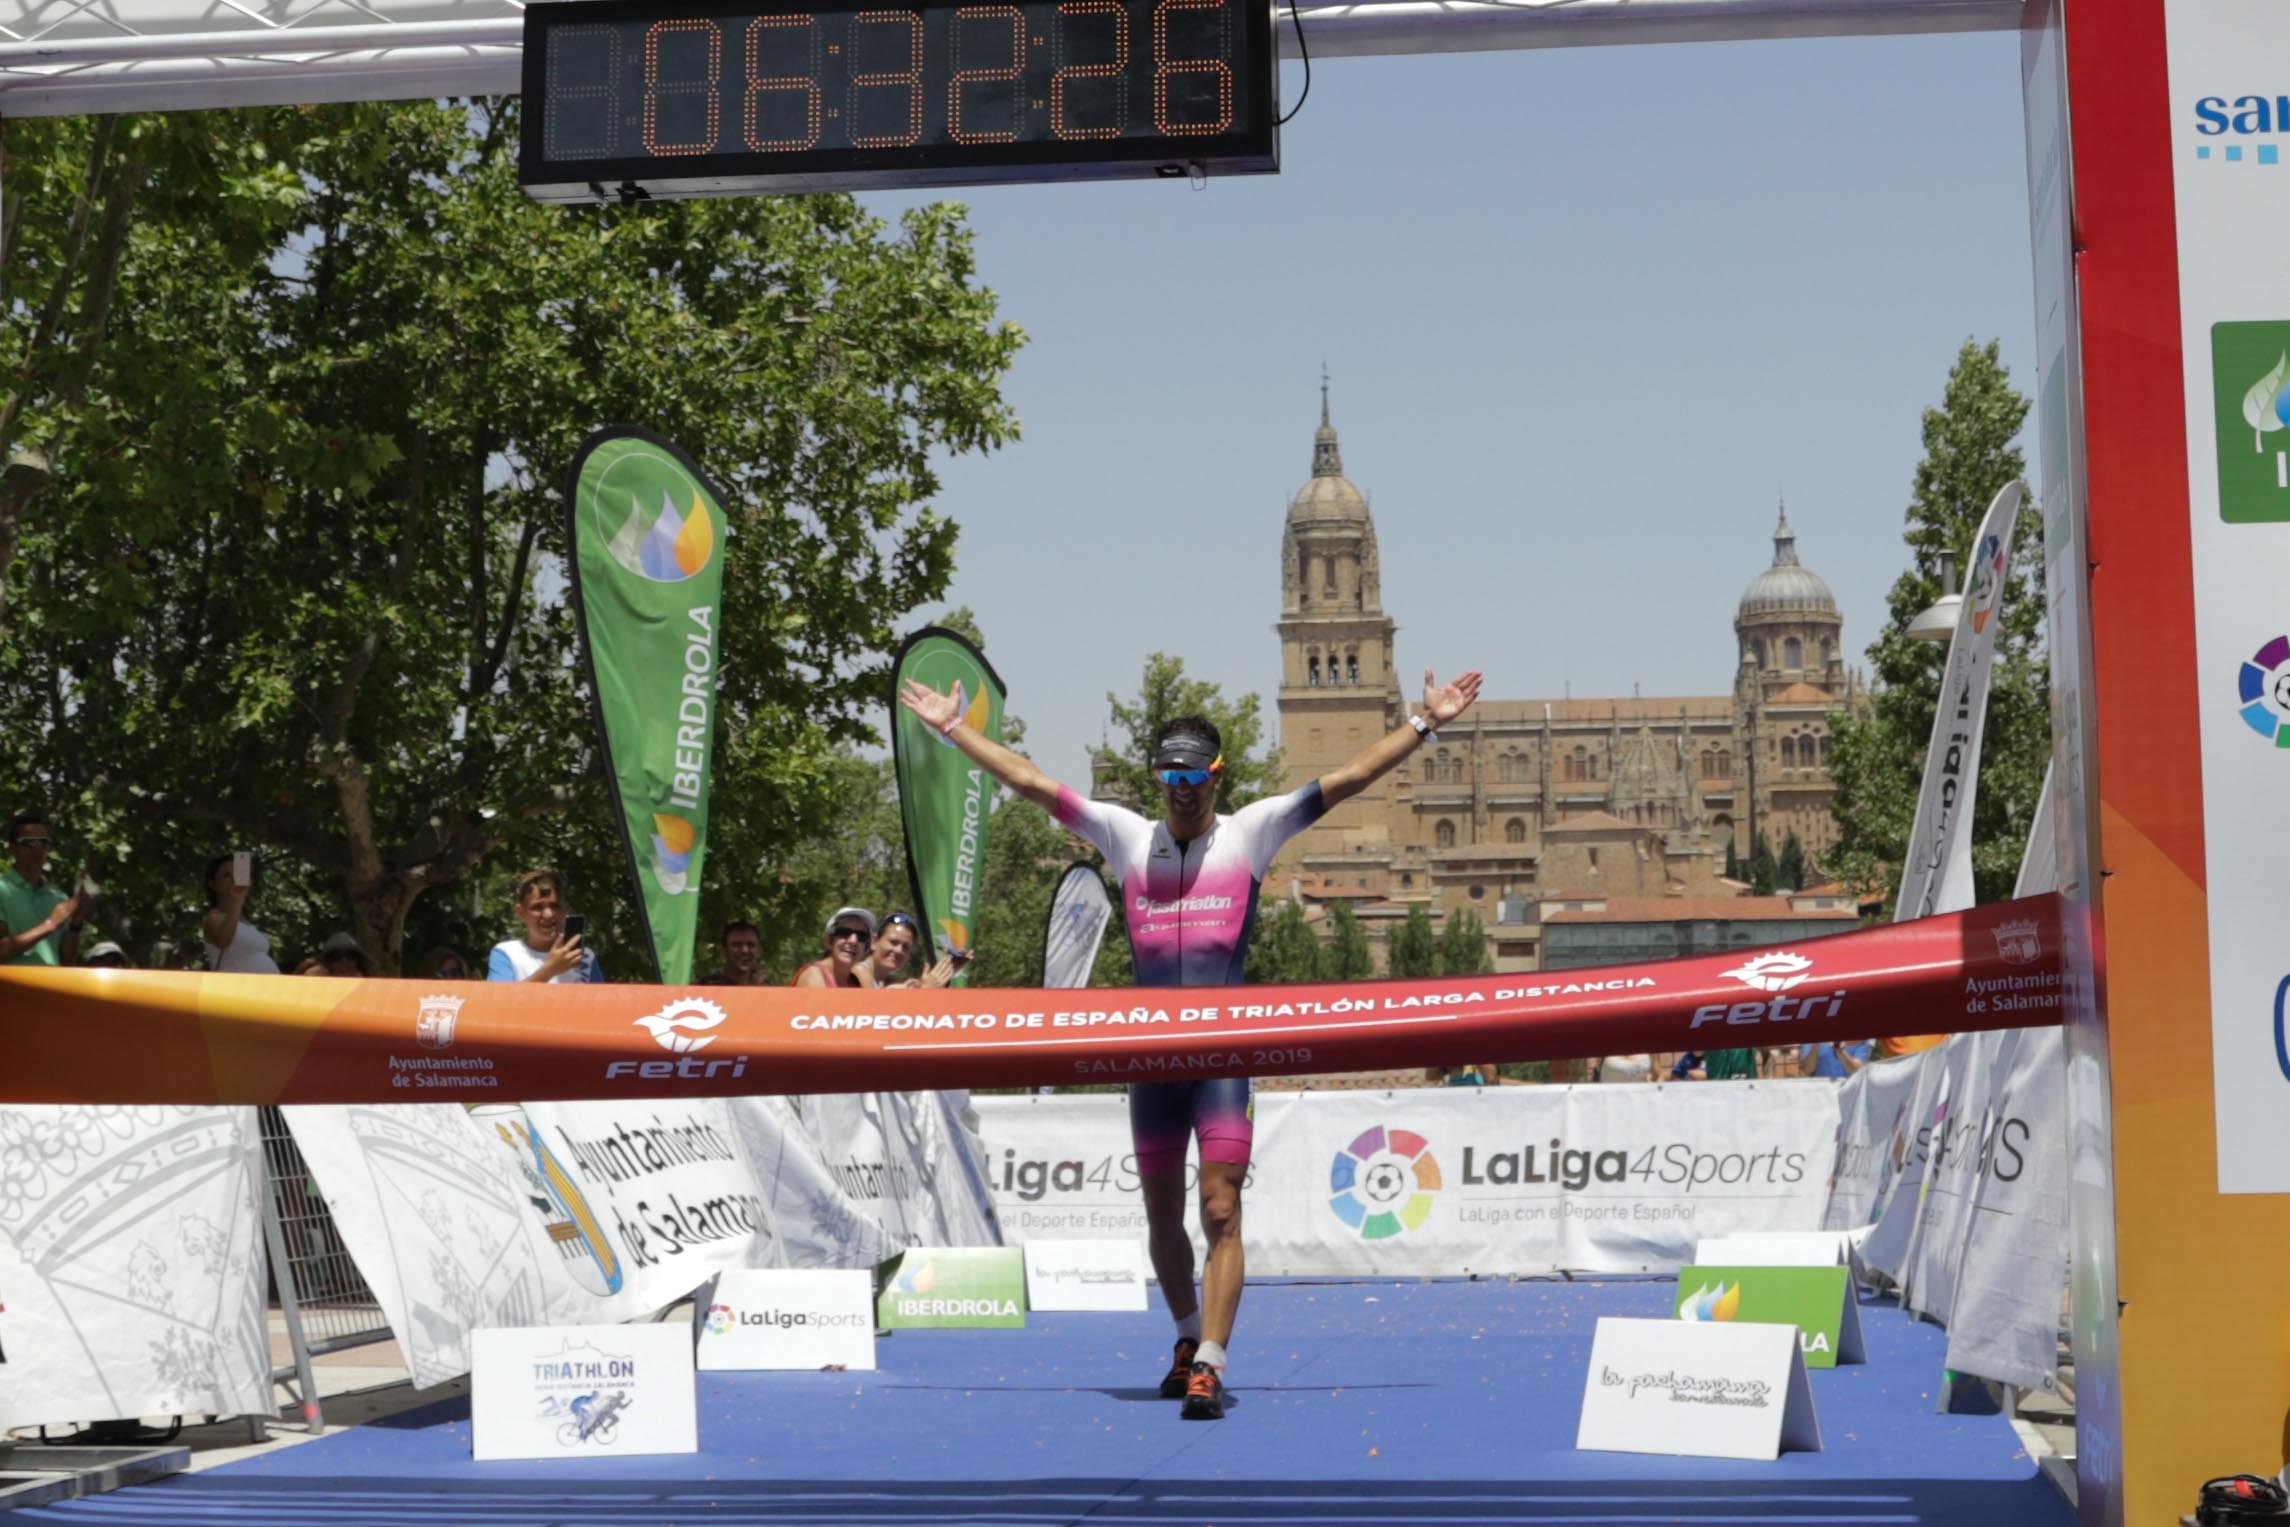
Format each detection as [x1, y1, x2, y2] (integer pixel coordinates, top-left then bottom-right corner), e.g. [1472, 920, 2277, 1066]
[1737, 505, 1837, 620]
[1289, 386, 1369, 521]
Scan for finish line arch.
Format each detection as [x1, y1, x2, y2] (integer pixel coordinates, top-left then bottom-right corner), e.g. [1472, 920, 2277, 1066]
[0, 3, 2259, 1522]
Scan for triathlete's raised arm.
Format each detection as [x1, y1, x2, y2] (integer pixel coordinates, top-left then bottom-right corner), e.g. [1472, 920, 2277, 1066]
[1317, 668, 1484, 810]
[898, 678, 1063, 812]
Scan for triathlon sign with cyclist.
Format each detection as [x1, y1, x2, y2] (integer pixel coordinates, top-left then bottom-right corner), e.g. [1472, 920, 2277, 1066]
[472, 1325, 698, 1461]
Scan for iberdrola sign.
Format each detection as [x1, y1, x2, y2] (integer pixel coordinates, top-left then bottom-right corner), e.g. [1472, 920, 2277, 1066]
[566, 427, 731, 984]
[890, 628, 1007, 981]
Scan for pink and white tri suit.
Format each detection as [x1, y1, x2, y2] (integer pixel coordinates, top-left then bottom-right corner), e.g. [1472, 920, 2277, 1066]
[1051, 781, 1328, 1175]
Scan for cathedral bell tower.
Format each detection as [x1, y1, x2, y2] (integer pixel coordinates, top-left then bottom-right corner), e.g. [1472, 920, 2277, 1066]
[1274, 379, 1403, 877]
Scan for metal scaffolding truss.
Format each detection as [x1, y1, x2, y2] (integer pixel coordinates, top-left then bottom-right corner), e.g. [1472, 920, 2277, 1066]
[0, 0, 2016, 118]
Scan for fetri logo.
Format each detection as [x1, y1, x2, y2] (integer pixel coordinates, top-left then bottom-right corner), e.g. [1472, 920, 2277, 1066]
[1722, 952, 1813, 993]
[1680, 1280, 1742, 1321]
[635, 997, 726, 1054]
[1328, 1124, 1440, 1241]
[606, 489, 716, 583]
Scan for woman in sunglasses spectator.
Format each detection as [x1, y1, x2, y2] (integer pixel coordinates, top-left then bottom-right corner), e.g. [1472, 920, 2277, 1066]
[793, 907, 879, 989]
[201, 852, 281, 975]
[865, 910, 958, 989]
[417, 946, 473, 981]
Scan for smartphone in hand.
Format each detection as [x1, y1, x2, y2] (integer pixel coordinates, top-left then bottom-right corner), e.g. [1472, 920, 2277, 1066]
[563, 914, 587, 942]
[231, 851, 251, 888]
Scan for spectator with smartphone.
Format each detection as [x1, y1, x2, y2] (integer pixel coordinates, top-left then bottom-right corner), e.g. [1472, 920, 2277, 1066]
[864, 911, 957, 989]
[0, 812, 90, 966]
[488, 869, 601, 983]
[201, 851, 282, 974]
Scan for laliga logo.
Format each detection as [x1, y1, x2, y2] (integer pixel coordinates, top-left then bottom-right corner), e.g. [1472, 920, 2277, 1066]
[705, 1303, 735, 1337]
[1722, 952, 1813, 993]
[635, 997, 726, 1054]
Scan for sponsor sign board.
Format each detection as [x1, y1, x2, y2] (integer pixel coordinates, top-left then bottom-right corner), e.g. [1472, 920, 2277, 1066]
[1674, 1264, 1864, 1369]
[471, 1322, 697, 1461]
[876, 1246, 1026, 1329]
[696, 1269, 876, 1371]
[1022, 1239, 1149, 1311]
[1575, 1316, 1821, 1461]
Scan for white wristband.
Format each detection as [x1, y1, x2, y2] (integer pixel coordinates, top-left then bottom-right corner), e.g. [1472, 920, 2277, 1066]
[1409, 714, 1436, 742]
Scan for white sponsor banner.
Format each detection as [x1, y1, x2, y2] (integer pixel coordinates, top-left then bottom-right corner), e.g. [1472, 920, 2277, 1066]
[1820, 1054, 1925, 1236]
[1943, 1025, 2068, 1391]
[1897, 1032, 1998, 1320]
[1856, 1050, 1949, 1283]
[471, 1322, 696, 1461]
[1575, 1317, 1821, 1461]
[287, 1099, 782, 1387]
[1043, 864, 1114, 988]
[1023, 1239, 1149, 1311]
[696, 1269, 876, 1371]
[0, 1106, 272, 1429]
[1893, 479, 2027, 923]
[2163, 0, 2290, 1192]
[975, 1084, 1835, 1276]
[742, 1093, 1000, 1269]
[1693, 1232, 1853, 1269]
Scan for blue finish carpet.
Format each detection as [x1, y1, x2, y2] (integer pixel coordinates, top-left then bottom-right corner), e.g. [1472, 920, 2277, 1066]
[19, 1278, 2070, 1525]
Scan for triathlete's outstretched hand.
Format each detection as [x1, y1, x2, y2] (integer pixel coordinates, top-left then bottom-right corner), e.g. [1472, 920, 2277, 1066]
[1423, 669, 1484, 727]
[899, 678, 961, 733]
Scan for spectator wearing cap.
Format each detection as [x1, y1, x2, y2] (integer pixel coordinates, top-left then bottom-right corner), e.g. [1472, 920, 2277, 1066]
[317, 932, 372, 977]
[794, 907, 877, 989]
[201, 852, 280, 975]
[81, 940, 131, 969]
[700, 920, 768, 986]
[864, 911, 956, 989]
[487, 869, 600, 984]
[0, 812, 90, 967]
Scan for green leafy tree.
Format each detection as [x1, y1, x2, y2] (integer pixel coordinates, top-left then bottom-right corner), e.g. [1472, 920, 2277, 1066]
[1825, 339, 2048, 911]
[1318, 902, 1374, 981]
[1724, 836, 1741, 882]
[1747, 834, 1778, 896]
[1777, 831, 1805, 894]
[1385, 903, 1439, 978]
[1246, 898, 1322, 984]
[1438, 906, 1494, 975]
[1096, 652, 1283, 814]
[0, 100, 1021, 972]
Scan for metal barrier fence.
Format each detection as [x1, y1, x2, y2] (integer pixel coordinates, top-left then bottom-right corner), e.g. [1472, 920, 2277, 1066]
[255, 1106, 392, 1432]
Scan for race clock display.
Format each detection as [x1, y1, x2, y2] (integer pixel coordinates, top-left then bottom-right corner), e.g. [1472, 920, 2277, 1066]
[518, 0, 1278, 201]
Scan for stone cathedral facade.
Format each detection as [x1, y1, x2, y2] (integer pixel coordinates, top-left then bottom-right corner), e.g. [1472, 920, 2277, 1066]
[1270, 394, 1865, 925]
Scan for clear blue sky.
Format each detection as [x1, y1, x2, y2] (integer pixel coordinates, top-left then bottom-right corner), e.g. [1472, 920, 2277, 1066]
[861, 27, 2036, 782]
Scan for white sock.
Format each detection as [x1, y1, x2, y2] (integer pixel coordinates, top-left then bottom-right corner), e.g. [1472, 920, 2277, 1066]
[1196, 1339, 1228, 1372]
[1175, 1311, 1202, 1343]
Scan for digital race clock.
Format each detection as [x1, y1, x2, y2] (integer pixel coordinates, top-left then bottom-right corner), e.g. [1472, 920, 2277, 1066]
[518, 0, 1278, 201]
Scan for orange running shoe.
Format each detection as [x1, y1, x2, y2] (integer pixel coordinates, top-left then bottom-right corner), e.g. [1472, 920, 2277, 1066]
[1158, 1338, 1200, 1399]
[1181, 1363, 1226, 1421]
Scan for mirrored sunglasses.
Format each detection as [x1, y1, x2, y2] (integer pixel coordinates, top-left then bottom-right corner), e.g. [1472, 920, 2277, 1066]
[1155, 768, 1215, 788]
[13, 835, 53, 847]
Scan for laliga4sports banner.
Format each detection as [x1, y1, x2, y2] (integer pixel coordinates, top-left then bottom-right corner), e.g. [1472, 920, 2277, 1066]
[891, 627, 1007, 978]
[566, 427, 731, 984]
[0, 894, 2067, 1105]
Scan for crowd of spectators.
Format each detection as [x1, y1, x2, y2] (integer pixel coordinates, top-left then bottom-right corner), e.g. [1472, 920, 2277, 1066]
[0, 814, 966, 997]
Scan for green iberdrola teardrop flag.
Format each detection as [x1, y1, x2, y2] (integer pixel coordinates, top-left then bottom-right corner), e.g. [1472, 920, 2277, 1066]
[891, 628, 1007, 984]
[566, 427, 731, 984]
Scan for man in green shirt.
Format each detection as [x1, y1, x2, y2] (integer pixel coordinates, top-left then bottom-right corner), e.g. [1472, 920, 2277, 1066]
[1702, 1047, 1760, 1080]
[0, 813, 90, 967]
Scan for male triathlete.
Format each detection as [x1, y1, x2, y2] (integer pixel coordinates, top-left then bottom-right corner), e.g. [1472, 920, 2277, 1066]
[899, 667, 1482, 1420]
